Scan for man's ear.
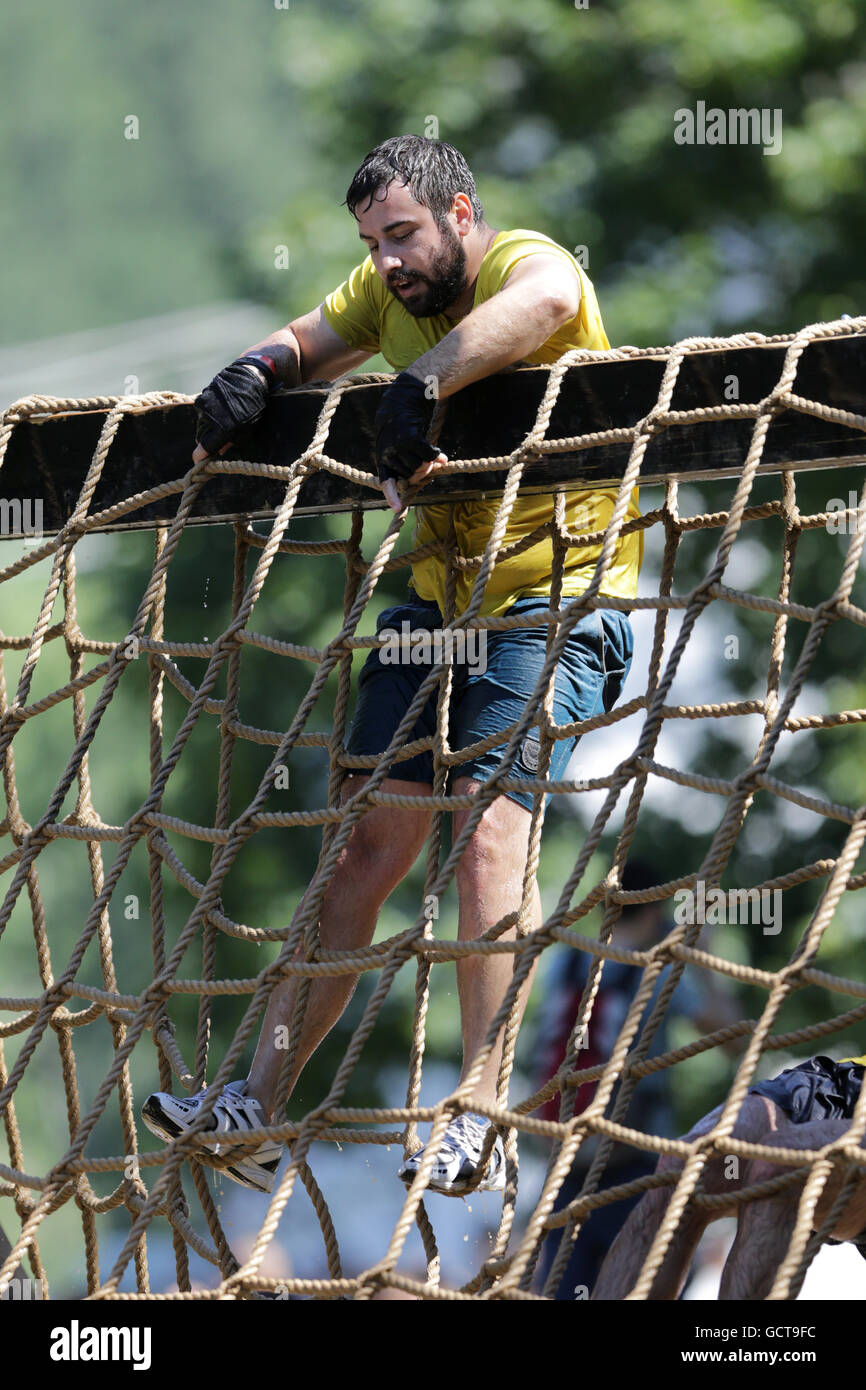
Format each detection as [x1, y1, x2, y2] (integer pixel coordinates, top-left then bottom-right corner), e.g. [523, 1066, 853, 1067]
[452, 192, 475, 235]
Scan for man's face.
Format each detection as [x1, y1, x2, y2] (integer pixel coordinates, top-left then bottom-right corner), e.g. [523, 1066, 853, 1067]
[354, 180, 469, 317]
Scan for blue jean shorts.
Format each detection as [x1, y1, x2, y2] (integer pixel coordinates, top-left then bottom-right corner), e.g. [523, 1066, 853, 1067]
[345, 594, 633, 810]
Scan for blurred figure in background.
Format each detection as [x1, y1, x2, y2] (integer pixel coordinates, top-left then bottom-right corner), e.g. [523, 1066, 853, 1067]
[532, 858, 738, 1299]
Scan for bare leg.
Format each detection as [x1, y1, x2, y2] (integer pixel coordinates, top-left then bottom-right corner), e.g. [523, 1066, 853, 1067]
[720, 1116, 866, 1299]
[593, 1096, 781, 1300]
[452, 782, 541, 1108]
[246, 777, 432, 1119]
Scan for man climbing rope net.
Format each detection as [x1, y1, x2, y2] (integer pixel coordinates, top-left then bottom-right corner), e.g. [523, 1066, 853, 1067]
[142, 134, 642, 1196]
[592, 1052, 866, 1299]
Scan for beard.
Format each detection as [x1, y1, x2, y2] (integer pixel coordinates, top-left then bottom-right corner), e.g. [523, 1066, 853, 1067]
[387, 221, 469, 317]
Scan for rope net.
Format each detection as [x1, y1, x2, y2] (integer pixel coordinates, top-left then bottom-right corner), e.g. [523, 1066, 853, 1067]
[1, 316, 866, 1301]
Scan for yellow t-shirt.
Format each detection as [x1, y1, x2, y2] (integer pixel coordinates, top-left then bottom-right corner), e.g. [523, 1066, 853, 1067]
[323, 228, 642, 617]
[842, 1055, 866, 1066]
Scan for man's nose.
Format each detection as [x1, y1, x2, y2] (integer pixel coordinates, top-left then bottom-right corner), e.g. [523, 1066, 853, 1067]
[380, 253, 403, 274]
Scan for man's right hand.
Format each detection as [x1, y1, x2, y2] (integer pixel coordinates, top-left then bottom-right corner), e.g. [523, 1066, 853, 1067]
[192, 353, 278, 460]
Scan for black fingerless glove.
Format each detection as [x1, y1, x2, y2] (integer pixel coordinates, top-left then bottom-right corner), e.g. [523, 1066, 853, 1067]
[194, 353, 278, 455]
[374, 371, 441, 482]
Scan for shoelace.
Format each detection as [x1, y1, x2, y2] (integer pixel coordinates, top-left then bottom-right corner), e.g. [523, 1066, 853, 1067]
[450, 1115, 491, 1154]
[408, 1115, 497, 1168]
[213, 1093, 257, 1132]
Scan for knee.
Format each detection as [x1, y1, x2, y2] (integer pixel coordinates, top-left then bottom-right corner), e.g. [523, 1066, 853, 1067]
[647, 1155, 683, 1211]
[456, 820, 497, 886]
[620, 1175, 676, 1239]
[741, 1157, 786, 1189]
[337, 812, 409, 901]
[711, 1156, 790, 1229]
[454, 794, 526, 890]
[641, 1185, 673, 1225]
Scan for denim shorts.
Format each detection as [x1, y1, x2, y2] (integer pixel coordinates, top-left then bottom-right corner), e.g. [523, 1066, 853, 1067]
[748, 1056, 866, 1257]
[749, 1056, 865, 1126]
[345, 594, 634, 811]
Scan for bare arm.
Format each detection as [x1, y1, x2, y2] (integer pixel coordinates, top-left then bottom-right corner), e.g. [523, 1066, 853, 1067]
[246, 305, 373, 386]
[373, 253, 581, 508]
[404, 254, 581, 398]
[191, 306, 373, 462]
[378, 253, 580, 502]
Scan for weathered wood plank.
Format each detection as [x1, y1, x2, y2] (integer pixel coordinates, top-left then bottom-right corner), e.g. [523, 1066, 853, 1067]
[2, 334, 864, 536]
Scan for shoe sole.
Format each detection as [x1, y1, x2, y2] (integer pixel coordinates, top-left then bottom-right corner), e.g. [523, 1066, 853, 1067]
[225, 1161, 279, 1194]
[398, 1166, 505, 1197]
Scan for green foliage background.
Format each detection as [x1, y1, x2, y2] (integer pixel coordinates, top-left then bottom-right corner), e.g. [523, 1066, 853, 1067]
[1, 0, 865, 1293]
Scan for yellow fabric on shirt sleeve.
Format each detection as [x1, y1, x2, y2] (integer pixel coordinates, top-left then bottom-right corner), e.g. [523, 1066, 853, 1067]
[474, 229, 610, 355]
[322, 257, 383, 355]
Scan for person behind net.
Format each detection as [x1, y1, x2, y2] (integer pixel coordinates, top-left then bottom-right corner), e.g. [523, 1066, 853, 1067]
[142, 135, 642, 1196]
[592, 1051, 866, 1299]
[532, 858, 737, 1298]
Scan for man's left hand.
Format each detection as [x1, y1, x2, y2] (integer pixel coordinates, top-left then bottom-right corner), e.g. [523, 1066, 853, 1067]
[374, 372, 448, 512]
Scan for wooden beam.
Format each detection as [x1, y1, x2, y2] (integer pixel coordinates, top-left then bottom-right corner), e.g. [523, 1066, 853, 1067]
[2, 333, 864, 537]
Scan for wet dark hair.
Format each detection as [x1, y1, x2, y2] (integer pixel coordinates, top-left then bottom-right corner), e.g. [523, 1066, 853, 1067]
[620, 859, 658, 895]
[344, 135, 485, 227]
[618, 858, 665, 925]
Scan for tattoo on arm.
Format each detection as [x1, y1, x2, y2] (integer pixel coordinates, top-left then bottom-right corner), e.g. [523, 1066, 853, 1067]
[247, 337, 303, 388]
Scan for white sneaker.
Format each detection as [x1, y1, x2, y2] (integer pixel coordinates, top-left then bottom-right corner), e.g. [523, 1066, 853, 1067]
[142, 1080, 281, 1194]
[398, 1112, 506, 1196]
